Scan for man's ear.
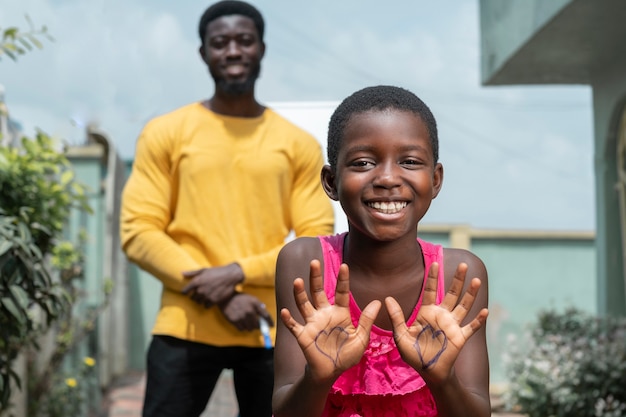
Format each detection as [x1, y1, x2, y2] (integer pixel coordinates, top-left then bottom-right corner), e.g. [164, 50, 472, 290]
[321, 165, 338, 201]
[432, 162, 444, 199]
[259, 41, 266, 60]
[199, 45, 209, 65]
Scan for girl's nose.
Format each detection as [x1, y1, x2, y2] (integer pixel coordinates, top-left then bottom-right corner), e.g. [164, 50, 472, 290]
[372, 162, 401, 188]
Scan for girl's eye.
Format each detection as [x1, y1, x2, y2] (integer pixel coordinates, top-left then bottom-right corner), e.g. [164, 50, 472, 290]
[401, 159, 423, 167]
[350, 160, 373, 169]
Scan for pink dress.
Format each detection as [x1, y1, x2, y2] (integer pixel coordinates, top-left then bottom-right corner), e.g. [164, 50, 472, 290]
[319, 233, 445, 417]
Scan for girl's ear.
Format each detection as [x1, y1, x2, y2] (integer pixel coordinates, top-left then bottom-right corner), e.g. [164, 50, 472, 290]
[321, 165, 338, 201]
[431, 162, 444, 199]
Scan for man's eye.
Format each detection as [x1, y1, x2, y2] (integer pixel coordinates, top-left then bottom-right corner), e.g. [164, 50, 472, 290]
[210, 38, 227, 49]
[237, 36, 255, 46]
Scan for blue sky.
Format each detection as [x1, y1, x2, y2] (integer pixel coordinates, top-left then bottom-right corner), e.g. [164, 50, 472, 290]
[1, 0, 595, 231]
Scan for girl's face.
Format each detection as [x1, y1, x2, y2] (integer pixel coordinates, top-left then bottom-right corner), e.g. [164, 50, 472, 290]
[322, 109, 443, 242]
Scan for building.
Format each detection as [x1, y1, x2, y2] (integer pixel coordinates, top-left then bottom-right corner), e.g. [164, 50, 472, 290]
[479, 0, 626, 316]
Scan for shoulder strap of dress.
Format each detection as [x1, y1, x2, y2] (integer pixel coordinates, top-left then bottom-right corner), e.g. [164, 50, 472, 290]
[417, 238, 446, 303]
[318, 233, 346, 303]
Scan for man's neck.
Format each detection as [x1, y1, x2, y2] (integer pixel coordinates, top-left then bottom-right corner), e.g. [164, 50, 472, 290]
[205, 93, 265, 118]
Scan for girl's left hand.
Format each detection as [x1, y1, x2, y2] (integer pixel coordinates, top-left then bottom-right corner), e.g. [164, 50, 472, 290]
[385, 262, 488, 384]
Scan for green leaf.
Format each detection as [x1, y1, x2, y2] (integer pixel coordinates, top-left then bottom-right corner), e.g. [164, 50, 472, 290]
[2, 27, 18, 40]
[9, 285, 29, 309]
[0, 376, 10, 409]
[16, 222, 31, 242]
[0, 240, 12, 257]
[1, 297, 25, 324]
[60, 170, 74, 186]
[17, 37, 32, 51]
[2, 42, 18, 52]
[1, 48, 17, 61]
[25, 34, 42, 50]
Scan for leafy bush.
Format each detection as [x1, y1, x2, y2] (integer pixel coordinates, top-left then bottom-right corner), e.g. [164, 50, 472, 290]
[0, 131, 94, 413]
[504, 307, 626, 417]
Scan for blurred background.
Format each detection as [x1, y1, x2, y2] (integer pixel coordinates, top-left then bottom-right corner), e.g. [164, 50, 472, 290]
[2, 1, 625, 416]
[1, 0, 595, 231]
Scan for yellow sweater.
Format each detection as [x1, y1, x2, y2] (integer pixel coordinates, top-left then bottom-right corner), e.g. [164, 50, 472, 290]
[120, 103, 334, 347]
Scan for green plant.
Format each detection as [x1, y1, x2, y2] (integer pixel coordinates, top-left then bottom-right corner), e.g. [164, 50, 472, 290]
[26, 232, 113, 417]
[0, 131, 93, 412]
[504, 307, 626, 417]
[1, 15, 53, 62]
[39, 356, 97, 417]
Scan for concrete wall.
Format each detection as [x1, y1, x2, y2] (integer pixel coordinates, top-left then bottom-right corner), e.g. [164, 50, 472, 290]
[479, 0, 626, 317]
[591, 65, 626, 317]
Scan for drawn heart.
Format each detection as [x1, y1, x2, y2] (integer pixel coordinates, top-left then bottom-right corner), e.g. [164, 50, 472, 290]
[415, 324, 448, 369]
[314, 326, 349, 366]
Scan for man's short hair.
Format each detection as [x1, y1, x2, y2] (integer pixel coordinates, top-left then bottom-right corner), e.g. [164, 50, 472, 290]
[199, 1, 265, 44]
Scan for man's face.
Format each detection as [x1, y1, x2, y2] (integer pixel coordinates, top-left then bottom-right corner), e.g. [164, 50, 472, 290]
[200, 15, 265, 96]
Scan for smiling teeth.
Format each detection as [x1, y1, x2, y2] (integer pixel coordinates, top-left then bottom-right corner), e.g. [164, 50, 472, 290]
[368, 201, 407, 214]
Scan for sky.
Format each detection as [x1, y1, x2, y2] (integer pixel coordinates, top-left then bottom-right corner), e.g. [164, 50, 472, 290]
[1, 0, 595, 232]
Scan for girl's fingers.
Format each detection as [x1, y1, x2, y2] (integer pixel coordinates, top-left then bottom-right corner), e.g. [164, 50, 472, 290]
[460, 308, 489, 340]
[308, 260, 330, 309]
[451, 277, 481, 323]
[357, 299, 382, 335]
[422, 262, 439, 306]
[280, 307, 303, 337]
[293, 277, 317, 320]
[385, 297, 410, 343]
[440, 263, 467, 311]
[334, 264, 351, 308]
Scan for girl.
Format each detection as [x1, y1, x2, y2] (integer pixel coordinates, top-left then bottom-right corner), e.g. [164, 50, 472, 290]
[272, 85, 490, 417]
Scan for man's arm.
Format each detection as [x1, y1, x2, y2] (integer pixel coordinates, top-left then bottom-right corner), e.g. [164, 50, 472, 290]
[120, 120, 202, 291]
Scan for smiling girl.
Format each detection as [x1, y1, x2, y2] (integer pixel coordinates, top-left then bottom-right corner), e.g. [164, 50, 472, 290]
[272, 85, 490, 417]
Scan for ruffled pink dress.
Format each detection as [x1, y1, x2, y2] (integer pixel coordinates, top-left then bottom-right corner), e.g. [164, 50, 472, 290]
[319, 233, 445, 417]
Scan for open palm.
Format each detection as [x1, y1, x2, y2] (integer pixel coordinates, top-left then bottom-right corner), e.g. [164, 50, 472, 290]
[385, 262, 488, 385]
[280, 260, 381, 383]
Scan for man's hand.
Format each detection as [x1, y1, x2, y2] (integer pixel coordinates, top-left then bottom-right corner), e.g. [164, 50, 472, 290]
[218, 293, 274, 331]
[181, 263, 244, 307]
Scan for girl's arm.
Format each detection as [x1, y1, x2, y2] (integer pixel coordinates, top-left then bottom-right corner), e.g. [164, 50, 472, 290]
[434, 249, 490, 417]
[386, 249, 490, 417]
[272, 238, 381, 417]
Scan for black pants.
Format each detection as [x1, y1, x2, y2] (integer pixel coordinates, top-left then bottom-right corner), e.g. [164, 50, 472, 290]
[142, 335, 274, 417]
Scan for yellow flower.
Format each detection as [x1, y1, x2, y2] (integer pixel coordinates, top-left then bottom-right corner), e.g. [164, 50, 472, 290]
[65, 378, 77, 388]
[84, 357, 96, 367]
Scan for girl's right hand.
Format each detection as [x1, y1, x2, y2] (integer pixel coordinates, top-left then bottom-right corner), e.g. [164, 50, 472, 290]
[279, 260, 382, 384]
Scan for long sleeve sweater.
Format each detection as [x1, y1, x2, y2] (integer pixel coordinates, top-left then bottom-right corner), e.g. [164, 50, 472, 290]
[120, 102, 334, 347]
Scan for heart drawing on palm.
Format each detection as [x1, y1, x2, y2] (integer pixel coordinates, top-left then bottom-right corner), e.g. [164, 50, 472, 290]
[415, 324, 448, 369]
[314, 326, 349, 366]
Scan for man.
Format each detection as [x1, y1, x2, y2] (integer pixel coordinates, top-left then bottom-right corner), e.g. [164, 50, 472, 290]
[120, 2, 334, 416]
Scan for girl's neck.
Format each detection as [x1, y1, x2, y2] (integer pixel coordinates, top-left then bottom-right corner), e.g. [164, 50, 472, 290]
[343, 231, 423, 276]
